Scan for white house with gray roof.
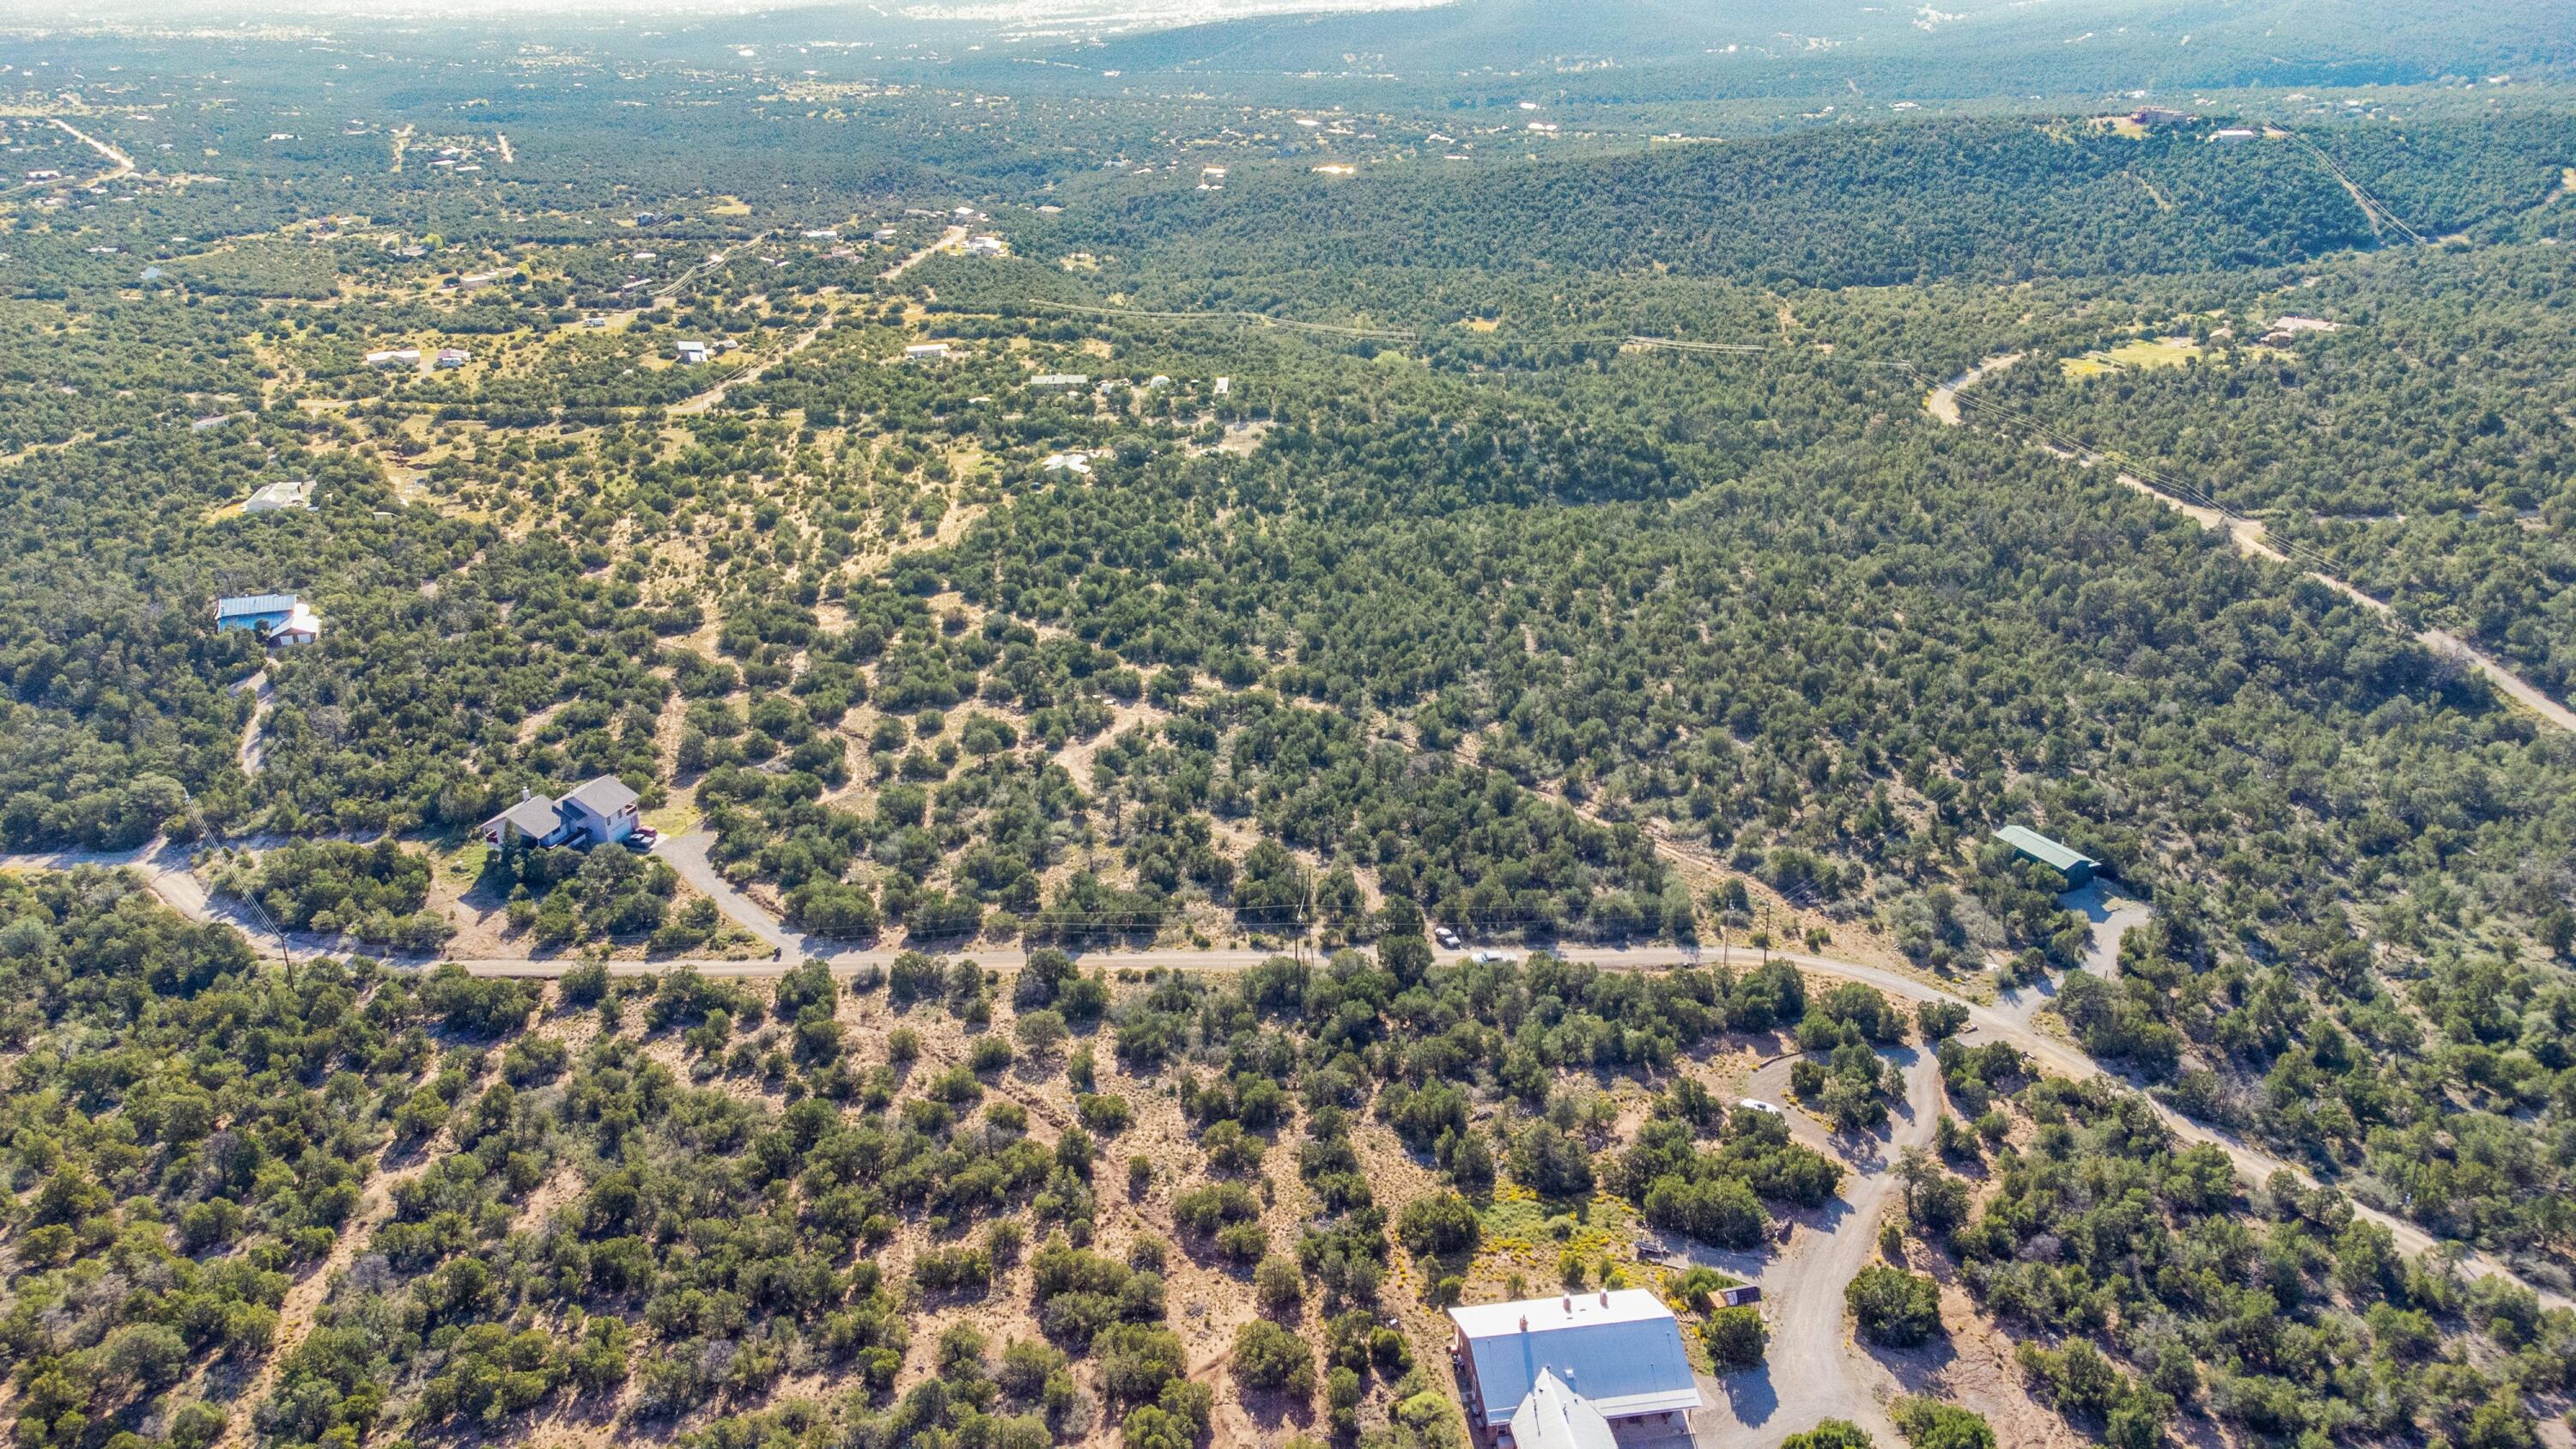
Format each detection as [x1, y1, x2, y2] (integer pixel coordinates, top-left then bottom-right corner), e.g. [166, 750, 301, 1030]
[480, 776, 644, 849]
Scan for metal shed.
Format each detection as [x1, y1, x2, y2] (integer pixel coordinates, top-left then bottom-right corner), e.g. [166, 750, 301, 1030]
[1996, 825, 2099, 886]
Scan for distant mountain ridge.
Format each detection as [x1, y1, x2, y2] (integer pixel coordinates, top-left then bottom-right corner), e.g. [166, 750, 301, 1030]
[1041, 0, 2576, 100]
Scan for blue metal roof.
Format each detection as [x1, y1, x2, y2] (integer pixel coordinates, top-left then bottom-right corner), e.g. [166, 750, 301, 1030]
[216, 593, 299, 618]
[1461, 1315, 1699, 1427]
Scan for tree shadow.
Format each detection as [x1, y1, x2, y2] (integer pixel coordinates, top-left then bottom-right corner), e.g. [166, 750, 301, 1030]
[1237, 1384, 1318, 1432]
[1707, 1363, 1781, 1430]
[1862, 1331, 1959, 1397]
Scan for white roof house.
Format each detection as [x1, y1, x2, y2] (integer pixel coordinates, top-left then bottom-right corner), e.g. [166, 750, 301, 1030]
[964, 234, 1005, 256]
[2208, 127, 2259, 143]
[214, 594, 321, 647]
[904, 342, 951, 362]
[674, 340, 711, 363]
[363, 348, 419, 368]
[1448, 1291, 1702, 1440]
[1042, 453, 1092, 475]
[1509, 1369, 1616, 1449]
[244, 478, 316, 513]
[435, 347, 469, 368]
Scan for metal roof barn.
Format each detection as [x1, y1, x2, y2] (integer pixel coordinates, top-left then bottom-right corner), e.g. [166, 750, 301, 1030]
[1995, 825, 2099, 886]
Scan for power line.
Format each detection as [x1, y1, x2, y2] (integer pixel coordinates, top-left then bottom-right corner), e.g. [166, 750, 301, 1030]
[1007, 298, 1418, 342]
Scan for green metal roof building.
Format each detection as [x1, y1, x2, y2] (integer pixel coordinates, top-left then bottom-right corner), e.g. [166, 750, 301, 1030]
[1995, 825, 2099, 886]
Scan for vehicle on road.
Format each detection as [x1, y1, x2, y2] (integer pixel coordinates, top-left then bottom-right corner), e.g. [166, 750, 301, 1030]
[1435, 926, 1461, 948]
[1738, 1099, 1784, 1117]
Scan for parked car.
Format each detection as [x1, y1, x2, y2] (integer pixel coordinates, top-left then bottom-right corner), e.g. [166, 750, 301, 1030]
[623, 825, 661, 851]
[1738, 1099, 1784, 1117]
[1434, 926, 1461, 948]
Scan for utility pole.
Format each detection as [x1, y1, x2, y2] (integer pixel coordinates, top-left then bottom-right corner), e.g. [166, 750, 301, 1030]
[238, 887, 292, 969]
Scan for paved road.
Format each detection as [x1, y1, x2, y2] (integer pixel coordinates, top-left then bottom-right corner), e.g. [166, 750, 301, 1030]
[0, 838, 2556, 1307]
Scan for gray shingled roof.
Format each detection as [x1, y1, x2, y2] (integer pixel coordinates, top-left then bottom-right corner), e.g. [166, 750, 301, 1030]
[493, 796, 562, 839]
[563, 775, 639, 817]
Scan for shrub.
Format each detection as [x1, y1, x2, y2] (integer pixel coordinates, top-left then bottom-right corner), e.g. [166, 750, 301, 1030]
[1094, 1323, 1187, 1404]
[914, 1245, 994, 1294]
[1510, 1122, 1595, 1198]
[1231, 1320, 1317, 1395]
[1255, 1254, 1305, 1313]
[1015, 1008, 1069, 1057]
[1079, 1093, 1133, 1135]
[1893, 1397, 1997, 1449]
[1847, 1265, 1941, 1347]
[1171, 1181, 1262, 1234]
[1704, 1306, 1767, 1369]
[1395, 1191, 1480, 1259]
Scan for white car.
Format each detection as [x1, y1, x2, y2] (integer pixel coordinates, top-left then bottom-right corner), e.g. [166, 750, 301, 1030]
[1434, 928, 1461, 948]
[1738, 1099, 1785, 1117]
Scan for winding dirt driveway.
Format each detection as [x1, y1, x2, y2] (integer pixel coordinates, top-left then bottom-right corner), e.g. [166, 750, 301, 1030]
[1671, 1047, 1944, 1446]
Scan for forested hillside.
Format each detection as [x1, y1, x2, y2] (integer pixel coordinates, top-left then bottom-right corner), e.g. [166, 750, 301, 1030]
[3, 13, 2576, 1449]
[1026, 112, 2576, 289]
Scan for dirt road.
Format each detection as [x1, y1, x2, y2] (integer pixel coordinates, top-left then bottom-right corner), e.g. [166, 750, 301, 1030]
[666, 314, 835, 417]
[1989, 880, 2151, 1034]
[41, 118, 135, 187]
[1680, 1047, 1943, 1446]
[1929, 356, 2575, 735]
[1921, 352, 2021, 426]
[0, 837, 2556, 1308]
[235, 671, 274, 776]
[884, 225, 965, 281]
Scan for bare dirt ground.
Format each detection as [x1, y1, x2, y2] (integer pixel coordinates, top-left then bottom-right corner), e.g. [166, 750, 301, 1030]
[1922, 353, 2022, 426]
[210, 1044, 498, 1449]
